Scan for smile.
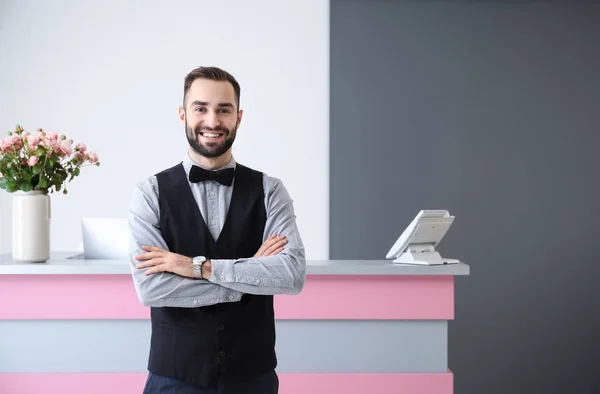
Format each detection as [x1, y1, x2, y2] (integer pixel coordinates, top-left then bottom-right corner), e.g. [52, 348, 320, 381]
[199, 132, 224, 138]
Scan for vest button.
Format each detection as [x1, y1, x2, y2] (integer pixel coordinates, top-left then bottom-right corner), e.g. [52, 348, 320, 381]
[217, 324, 224, 331]
[219, 350, 226, 357]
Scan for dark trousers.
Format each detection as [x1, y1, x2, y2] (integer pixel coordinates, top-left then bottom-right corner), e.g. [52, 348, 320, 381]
[142, 370, 279, 394]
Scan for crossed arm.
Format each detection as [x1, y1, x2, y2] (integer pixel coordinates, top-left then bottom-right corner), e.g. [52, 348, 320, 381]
[128, 175, 306, 308]
[134, 235, 287, 282]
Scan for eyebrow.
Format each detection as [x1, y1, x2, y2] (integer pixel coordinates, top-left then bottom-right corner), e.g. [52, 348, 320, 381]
[190, 100, 234, 108]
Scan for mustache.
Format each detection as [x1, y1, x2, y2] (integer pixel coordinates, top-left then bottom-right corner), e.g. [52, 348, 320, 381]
[194, 125, 229, 135]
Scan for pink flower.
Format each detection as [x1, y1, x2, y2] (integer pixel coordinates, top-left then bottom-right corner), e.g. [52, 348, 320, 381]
[42, 131, 59, 150]
[14, 137, 24, 151]
[72, 151, 84, 165]
[87, 151, 99, 164]
[21, 132, 29, 140]
[76, 142, 87, 152]
[58, 140, 73, 157]
[27, 132, 41, 148]
[43, 137, 58, 149]
[27, 156, 39, 166]
[47, 131, 59, 141]
[0, 136, 23, 153]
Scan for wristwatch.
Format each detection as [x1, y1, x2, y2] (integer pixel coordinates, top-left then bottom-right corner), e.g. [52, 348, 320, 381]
[192, 256, 207, 278]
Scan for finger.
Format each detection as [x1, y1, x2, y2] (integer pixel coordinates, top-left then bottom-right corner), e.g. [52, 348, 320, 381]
[258, 235, 279, 249]
[263, 235, 285, 249]
[144, 264, 166, 275]
[254, 235, 285, 257]
[270, 237, 288, 248]
[261, 236, 278, 248]
[137, 258, 165, 269]
[264, 239, 287, 255]
[142, 245, 165, 252]
[137, 261, 155, 269]
[254, 244, 267, 257]
[267, 247, 284, 256]
[135, 252, 162, 261]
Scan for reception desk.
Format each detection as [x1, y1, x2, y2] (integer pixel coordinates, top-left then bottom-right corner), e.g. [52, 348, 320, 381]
[0, 252, 469, 394]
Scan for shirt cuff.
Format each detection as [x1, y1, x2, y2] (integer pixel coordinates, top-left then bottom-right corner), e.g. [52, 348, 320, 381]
[210, 258, 264, 285]
[209, 258, 233, 283]
[209, 257, 294, 288]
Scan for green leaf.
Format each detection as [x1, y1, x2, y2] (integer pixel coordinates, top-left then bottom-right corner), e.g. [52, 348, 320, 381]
[0, 155, 11, 167]
[73, 167, 80, 177]
[54, 172, 65, 183]
[38, 177, 47, 188]
[17, 181, 33, 192]
[5, 178, 17, 190]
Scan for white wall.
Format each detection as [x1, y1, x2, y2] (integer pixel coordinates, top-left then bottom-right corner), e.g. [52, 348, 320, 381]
[0, 0, 329, 259]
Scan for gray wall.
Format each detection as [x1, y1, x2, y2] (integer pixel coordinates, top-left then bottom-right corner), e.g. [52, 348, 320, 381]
[330, 1, 600, 393]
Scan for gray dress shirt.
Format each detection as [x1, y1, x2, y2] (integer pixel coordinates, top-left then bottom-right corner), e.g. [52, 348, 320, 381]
[128, 153, 306, 308]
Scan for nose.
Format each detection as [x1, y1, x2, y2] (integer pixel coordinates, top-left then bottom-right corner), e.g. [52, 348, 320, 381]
[205, 110, 220, 129]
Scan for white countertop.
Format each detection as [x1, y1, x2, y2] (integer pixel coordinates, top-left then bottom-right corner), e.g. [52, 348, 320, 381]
[0, 251, 470, 276]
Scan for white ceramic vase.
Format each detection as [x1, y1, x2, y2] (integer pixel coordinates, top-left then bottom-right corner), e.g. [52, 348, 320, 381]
[12, 190, 51, 262]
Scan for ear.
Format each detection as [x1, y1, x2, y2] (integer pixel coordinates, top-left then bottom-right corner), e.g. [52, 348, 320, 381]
[237, 109, 243, 127]
[178, 106, 185, 124]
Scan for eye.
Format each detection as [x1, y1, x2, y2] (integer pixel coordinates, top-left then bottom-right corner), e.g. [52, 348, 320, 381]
[194, 107, 206, 113]
[219, 109, 231, 114]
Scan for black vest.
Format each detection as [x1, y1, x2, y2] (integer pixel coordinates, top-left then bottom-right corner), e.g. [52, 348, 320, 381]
[148, 162, 276, 388]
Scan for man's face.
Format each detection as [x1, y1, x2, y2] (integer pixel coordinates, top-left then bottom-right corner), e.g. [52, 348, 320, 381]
[181, 78, 242, 158]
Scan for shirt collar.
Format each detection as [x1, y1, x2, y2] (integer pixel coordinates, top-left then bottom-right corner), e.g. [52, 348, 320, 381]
[182, 152, 237, 178]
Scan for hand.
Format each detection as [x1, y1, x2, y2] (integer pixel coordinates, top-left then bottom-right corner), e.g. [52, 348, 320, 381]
[199, 235, 286, 280]
[254, 234, 287, 258]
[135, 245, 194, 278]
[201, 260, 212, 279]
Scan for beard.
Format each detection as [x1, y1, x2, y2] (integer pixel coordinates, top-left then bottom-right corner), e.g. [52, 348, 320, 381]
[185, 119, 237, 158]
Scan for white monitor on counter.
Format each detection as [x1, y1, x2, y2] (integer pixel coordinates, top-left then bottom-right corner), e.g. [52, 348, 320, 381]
[386, 210, 460, 266]
[82, 217, 130, 259]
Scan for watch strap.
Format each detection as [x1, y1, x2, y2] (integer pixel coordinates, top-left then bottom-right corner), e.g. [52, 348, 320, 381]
[192, 256, 206, 279]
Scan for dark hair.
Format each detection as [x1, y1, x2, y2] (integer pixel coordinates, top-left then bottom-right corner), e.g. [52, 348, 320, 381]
[183, 66, 241, 109]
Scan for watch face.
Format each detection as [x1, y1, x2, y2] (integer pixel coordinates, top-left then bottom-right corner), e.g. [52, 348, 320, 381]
[193, 256, 206, 264]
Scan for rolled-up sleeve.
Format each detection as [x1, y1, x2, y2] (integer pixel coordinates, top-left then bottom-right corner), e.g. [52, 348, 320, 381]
[209, 175, 306, 295]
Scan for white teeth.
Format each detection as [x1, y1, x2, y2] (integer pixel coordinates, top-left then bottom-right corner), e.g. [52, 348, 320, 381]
[203, 133, 220, 138]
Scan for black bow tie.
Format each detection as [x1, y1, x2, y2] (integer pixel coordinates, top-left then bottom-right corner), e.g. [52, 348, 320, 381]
[189, 165, 235, 186]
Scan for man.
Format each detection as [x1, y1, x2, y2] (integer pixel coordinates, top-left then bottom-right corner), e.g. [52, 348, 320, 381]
[128, 66, 306, 394]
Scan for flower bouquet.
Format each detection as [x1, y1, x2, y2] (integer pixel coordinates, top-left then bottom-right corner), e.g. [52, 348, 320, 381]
[0, 124, 100, 262]
[0, 124, 100, 194]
